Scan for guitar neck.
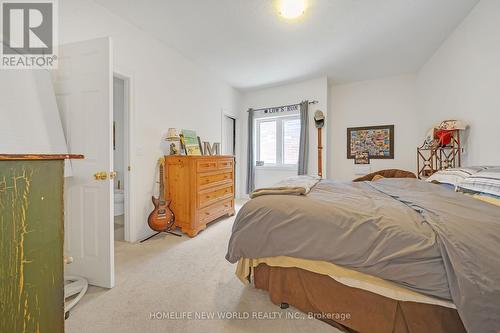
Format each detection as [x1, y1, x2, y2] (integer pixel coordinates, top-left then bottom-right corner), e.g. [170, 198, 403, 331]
[159, 163, 165, 201]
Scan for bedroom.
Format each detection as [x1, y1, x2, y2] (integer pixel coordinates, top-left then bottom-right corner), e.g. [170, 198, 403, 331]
[1, 0, 499, 333]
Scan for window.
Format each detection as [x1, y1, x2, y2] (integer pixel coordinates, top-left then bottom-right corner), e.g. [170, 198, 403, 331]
[256, 115, 301, 167]
[258, 120, 277, 164]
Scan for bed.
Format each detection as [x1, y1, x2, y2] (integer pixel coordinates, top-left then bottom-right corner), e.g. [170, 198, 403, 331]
[225, 178, 500, 333]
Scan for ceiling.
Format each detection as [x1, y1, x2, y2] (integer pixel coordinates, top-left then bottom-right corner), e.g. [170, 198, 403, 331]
[93, 0, 479, 90]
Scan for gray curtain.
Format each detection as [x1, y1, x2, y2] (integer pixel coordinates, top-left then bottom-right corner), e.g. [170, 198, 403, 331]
[246, 109, 255, 193]
[298, 101, 309, 175]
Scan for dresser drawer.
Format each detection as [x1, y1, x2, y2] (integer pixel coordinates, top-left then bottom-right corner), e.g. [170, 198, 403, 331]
[198, 199, 234, 224]
[217, 159, 233, 170]
[197, 170, 233, 189]
[198, 184, 233, 208]
[197, 159, 218, 172]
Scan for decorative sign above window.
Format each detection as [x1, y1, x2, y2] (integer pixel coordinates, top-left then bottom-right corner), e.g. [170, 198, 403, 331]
[263, 104, 299, 114]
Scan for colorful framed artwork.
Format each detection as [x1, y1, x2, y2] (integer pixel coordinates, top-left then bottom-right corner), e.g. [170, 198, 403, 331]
[347, 125, 394, 159]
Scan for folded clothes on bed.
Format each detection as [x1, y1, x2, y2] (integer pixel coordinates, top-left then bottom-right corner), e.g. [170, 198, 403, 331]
[249, 175, 320, 198]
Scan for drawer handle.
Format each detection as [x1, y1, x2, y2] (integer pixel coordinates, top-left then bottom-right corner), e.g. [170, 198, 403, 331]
[206, 195, 210, 199]
[205, 212, 210, 216]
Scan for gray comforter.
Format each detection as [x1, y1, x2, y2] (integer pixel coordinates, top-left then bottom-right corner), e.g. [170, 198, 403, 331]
[225, 178, 500, 333]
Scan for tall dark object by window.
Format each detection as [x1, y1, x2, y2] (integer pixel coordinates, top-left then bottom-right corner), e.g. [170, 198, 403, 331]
[246, 109, 255, 194]
[298, 101, 309, 175]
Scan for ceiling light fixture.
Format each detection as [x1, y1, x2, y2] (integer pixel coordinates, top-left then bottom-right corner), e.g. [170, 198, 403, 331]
[279, 0, 306, 19]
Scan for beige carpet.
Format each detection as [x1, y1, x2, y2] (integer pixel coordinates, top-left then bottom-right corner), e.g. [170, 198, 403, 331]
[65, 201, 338, 333]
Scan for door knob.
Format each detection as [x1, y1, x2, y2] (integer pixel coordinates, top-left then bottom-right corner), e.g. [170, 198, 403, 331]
[94, 172, 108, 180]
[64, 256, 74, 265]
[109, 171, 117, 179]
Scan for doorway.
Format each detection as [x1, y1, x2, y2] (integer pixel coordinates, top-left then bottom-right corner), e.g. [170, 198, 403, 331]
[222, 114, 236, 155]
[113, 73, 131, 244]
[222, 113, 237, 195]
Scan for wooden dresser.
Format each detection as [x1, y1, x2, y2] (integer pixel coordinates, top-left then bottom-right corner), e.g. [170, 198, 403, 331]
[164, 155, 235, 237]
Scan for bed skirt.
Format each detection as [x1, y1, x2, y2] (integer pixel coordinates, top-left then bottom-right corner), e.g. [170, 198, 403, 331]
[253, 264, 466, 333]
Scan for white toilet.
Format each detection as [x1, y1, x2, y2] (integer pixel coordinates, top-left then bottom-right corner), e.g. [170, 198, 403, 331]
[114, 189, 125, 216]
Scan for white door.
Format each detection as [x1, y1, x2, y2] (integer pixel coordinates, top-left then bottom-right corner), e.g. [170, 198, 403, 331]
[52, 37, 114, 288]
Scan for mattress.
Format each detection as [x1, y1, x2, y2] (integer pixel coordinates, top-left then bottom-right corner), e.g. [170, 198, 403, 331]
[236, 256, 455, 309]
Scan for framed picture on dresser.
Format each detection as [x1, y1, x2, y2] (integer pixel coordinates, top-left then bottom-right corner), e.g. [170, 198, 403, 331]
[181, 129, 203, 156]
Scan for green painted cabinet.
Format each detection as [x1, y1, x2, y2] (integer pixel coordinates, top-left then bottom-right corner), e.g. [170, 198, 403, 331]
[0, 158, 65, 333]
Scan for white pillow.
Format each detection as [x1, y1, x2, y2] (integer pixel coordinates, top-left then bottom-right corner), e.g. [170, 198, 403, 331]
[457, 168, 500, 197]
[426, 167, 487, 186]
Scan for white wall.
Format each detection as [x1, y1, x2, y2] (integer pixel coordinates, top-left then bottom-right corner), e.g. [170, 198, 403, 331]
[238, 77, 329, 194]
[416, 0, 500, 166]
[328, 75, 419, 181]
[329, 0, 500, 180]
[59, 0, 241, 242]
[0, 70, 68, 156]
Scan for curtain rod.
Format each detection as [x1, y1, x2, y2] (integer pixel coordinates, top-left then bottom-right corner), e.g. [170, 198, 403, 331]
[247, 100, 319, 112]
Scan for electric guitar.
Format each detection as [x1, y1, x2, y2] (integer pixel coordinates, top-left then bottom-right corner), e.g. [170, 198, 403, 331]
[147, 158, 175, 232]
